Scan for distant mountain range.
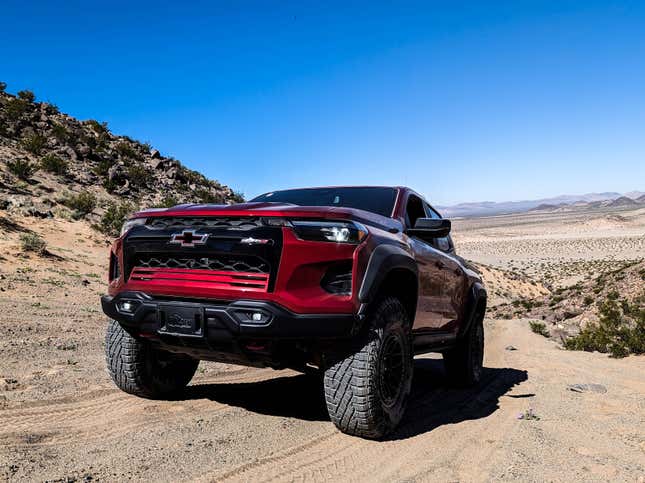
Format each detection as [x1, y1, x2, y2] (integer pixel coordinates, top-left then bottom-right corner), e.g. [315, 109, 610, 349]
[437, 191, 645, 218]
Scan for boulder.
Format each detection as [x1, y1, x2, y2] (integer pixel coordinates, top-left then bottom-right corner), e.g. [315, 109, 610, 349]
[76, 144, 91, 157]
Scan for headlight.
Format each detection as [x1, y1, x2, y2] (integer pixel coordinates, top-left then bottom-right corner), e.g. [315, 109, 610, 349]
[121, 218, 146, 236]
[291, 221, 368, 244]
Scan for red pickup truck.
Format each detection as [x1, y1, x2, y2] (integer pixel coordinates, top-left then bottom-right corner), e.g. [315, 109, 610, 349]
[101, 186, 486, 439]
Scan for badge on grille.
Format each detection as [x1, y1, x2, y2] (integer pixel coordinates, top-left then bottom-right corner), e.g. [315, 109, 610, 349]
[169, 230, 209, 247]
[240, 237, 272, 245]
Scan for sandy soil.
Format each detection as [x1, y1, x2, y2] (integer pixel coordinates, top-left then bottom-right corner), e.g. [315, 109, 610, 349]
[1, 208, 644, 482]
[453, 206, 645, 288]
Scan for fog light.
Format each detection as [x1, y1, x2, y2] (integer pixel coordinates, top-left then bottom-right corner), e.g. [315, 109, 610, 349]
[231, 309, 271, 325]
[117, 300, 140, 313]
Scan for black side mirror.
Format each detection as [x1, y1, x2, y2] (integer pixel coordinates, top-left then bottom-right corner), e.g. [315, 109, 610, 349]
[406, 218, 451, 240]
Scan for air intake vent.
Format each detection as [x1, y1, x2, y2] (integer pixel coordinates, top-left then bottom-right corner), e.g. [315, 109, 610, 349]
[321, 261, 353, 295]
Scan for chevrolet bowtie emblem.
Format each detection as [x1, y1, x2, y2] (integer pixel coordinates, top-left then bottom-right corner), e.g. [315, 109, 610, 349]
[169, 230, 209, 247]
[240, 237, 272, 245]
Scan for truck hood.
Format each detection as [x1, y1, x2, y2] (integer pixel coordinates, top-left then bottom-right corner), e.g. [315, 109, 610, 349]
[134, 202, 402, 231]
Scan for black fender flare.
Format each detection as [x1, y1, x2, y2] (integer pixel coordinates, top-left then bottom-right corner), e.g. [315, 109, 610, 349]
[357, 244, 418, 310]
[457, 281, 487, 339]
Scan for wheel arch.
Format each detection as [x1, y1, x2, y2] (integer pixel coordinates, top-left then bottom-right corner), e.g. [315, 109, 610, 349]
[358, 244, 418, 323]
[457, 281, 487, 339]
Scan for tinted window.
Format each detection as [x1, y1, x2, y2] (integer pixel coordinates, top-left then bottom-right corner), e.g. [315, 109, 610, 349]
[405, 195, 426, 228]
[424, 202, 441, 220]
[250, 187, 397, 217]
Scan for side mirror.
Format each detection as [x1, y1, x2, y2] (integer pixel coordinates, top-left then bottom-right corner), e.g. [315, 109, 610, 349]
[406, 218, 451, 240]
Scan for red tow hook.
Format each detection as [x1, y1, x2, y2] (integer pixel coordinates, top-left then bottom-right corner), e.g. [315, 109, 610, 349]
[245, 341, 267, 351]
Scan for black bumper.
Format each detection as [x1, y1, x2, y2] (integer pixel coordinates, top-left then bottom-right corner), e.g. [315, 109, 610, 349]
[101, 291, 359, 341]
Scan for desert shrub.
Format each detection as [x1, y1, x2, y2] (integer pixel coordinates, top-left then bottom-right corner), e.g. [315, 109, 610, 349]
[126, 164, 148, 188]
[520, 299, 537, 310]
[93, 157, 113, 177]
[564, 297, 645, 358]
[40, 154, 68, 175]
[99, 201, 134, 236]
[0, 81, 6, 92]
[51, 123, 72, 142]
[549, 295, 564, 307]
[7, 158, 35, 179]
[21, 134, 47, 154]
[62, 191, 97, 217]
[20, 232, 47, 254]
[194, 188, 223, 204]
[115, 141, 138, 159]
[180, 167, 208, 185]
[17, 90, 35, 102]
[231, 190, 245, 203]
[102, 178, 118, 193]
[583, 295, 594, 306]
[44, 103, 59, 114]
[529, 321, 549, 337]
[4, 98, 29, 119]
[159, 195, 179, 208]
[86, 120, 108, 135]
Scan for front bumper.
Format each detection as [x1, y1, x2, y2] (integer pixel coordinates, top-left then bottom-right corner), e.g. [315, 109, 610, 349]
[101, 291, 359, 340]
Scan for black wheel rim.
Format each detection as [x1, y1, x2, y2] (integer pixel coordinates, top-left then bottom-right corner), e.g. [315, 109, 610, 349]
[379, 333, 405, 407]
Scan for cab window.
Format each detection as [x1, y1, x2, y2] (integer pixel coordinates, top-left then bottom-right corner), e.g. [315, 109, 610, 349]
[405, 194, 426, 229]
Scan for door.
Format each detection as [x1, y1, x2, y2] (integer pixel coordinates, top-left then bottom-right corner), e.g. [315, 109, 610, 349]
[404, 194, 445, 332]
[424, 202, 468, 331]
[410, 237, 445, 331]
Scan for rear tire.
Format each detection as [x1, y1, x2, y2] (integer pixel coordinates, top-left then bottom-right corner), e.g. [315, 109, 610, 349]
[323, 297, 413, 439]
[443, 310, 484, 386]
[105, 319, 199, 398]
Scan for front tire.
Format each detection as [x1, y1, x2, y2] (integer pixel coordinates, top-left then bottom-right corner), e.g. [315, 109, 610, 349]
[105, 319, 199, 398]
[323, 297, 413, 439]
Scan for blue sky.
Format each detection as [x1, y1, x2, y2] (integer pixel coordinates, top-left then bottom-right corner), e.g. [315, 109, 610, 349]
[2, 1, 644, 204]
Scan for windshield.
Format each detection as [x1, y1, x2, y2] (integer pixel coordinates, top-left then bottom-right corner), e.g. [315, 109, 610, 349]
[250, 187, 397, 218]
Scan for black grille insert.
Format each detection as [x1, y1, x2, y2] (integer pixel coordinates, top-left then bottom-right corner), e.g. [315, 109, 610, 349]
[147, 217, 262, 230]
[135, 255, 269, 274]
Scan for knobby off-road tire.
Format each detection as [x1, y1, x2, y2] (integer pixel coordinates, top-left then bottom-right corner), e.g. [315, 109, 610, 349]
[323, 297, 413, 439]
[105, 319, 199, 399]
[443, 311, 484, 387]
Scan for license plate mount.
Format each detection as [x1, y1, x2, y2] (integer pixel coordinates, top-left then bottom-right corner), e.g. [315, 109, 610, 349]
[158, 304, 205, 337]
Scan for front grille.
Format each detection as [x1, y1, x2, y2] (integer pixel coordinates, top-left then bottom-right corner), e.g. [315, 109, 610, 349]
[135, 255, 269, 273]
[123, 217, 282, 293]
[147, 217, 262, 230]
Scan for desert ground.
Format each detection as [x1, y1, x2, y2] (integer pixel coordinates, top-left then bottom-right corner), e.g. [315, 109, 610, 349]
[0, 206, 644, 482]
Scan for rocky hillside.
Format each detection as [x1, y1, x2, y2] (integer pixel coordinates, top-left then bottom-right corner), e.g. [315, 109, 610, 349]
[491, 260, 644, 355]
[0, 82, 242, 234]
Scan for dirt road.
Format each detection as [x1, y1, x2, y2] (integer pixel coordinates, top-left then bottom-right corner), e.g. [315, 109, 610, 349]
[1, 212, 643, 482]
[2, 312, 643, 482]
